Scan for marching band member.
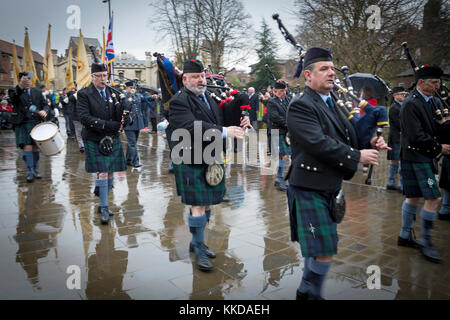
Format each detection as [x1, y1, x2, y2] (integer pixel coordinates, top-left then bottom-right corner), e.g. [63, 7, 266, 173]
[169, 59, 250, 271]
[398, 65, 450, 263]
[286, 48, 389, 300]
[10, 72, 49, 182]
[77, 63, 132, 224]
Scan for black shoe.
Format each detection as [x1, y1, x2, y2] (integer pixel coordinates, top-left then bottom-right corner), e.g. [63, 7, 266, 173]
[296, 290, 309, 300]
[397, 231, 422, 249]
[133, 164, 142, 168]
[190, 242, 216, 259]
[99, 206, 110, 224]
[222, 194, 230, 202]
[438, 213, 450, 221]
[194, 246, 213, 272]
[33, 171, 42, 179]
[386, 184, 398, 191]
[26, 173, 34, 183]
[98, 206, 114, 216]
[168, 167, 174, 174]
[79, 147, 84, 153]
[276, 180, 288, 191]
[420, 245, 442, 263]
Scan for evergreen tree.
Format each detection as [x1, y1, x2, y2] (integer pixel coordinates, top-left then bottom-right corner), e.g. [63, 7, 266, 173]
[249, 19, 282, 91]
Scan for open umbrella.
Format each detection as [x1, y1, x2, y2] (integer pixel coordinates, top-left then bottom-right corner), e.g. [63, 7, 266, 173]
[348, 73, 390, 97]
[139, 85, 160, 94]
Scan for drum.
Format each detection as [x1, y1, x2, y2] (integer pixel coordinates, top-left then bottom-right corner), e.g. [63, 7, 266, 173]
[30, 122, 65, 156]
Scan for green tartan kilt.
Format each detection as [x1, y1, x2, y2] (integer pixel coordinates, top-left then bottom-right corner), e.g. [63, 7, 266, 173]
[15, 121, 39, 148]
[279, 134, 291, 156]
[287, 185, 338, 257]
[400, 160, 441, 200]
[173, 163, 226, 206]
[84, 138, 127, 173]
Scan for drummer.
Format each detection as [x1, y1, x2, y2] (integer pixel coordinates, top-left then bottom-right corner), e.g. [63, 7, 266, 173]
[10, 72, 49, 183]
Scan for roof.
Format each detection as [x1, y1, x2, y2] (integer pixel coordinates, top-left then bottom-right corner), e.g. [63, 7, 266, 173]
[0, 39, 44, 63]
[69, 37, 101, 50]
[115, 59, 145, 65]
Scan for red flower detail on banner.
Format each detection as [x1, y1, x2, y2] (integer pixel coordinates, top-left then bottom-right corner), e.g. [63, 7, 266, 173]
[230, 88, 238, 96]
[240, 105, 251, 111]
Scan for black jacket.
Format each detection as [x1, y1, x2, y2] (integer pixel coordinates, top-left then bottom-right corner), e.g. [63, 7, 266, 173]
[169, 87, 225, 165]
[388, 100, 402, 145]
[400, 89, 442, 163]
[267, 96, 289, 135]
[9, 86, 48, 123]
[67, 91, 79, 121]
[248, 93, 259, 122]
[286, 86, 361, 192]
[77, 83, 129, 142]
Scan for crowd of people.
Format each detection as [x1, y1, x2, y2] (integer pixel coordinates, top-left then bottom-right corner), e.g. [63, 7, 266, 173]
[1, 47, 449, 300]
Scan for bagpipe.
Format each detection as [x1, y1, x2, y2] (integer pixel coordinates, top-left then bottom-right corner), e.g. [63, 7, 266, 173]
[272, 13, 388, 151]
[401, 42, 450, 129]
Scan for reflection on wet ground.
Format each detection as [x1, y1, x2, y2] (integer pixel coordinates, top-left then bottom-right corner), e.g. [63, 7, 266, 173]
[0, 122, 449, 300]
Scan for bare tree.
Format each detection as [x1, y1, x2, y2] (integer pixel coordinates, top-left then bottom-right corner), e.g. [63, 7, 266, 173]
[293, 0, 426, 80]
[149, 0, 202, 68]
[192, 0, 252, 72]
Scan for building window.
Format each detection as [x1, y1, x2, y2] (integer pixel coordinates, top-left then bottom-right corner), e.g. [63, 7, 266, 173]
[119, 72, 124, 81]
[135, 70, 141, 81]
[9, 56, 12, 63]
[11, 71, 14, 79]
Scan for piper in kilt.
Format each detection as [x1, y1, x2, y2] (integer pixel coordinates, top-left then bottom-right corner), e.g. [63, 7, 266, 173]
[77, 63, 131, 224]
[398, 65, 450, 263]
[267, 80, 291, 191]
[10, 72, 50, 183]
[169, 59, 249, 271]
[286, 48, 389, 300]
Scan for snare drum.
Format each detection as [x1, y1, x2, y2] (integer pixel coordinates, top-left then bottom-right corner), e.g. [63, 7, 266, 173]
[30, 122, 65, 156]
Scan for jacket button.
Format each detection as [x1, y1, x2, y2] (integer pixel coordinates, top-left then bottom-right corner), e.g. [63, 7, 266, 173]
[307, 166, 310, 170]
[350, 148, 354, 151]
[339, 163, 343, 166]
[347, 155, 351, 159]
[301, 164, 304, 168]
[313, 167, 317, 171]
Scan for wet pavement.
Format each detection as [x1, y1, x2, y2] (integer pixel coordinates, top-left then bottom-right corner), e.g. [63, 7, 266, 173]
[0, 120, 449, 300]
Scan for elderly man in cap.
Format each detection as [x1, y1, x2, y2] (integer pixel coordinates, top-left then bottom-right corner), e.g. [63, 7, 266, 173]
[10, 72, 49, 182]
[169, 59, 250, 271]
[386, 86, 407, 191]
[268, 80, 291, 191]
[398, 65, 450, 263]
[123, 81, 145, 168]
[286, 47, 389, 300]
[77, 63, 132, 224]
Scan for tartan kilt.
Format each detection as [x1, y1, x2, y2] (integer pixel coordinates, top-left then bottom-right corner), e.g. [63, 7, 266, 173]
[387, 143, 401, 161]
[279, 134, 292, 157]
[173, 163, 226, 206]
[287, 185, 338, 257]
[400, 160, 441, 200]
[15, 121, 39, 148]
[84, 138, 127, 173]
[439, 155, 450, 190]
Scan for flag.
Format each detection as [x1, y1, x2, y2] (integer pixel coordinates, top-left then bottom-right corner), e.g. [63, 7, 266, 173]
[65, 42, 74, 88]
[44, 24, 55, 88]
[106, 15, 115, 85]
[11, 40, 21, 86]
[76, 30, 91, 89]
[101, 26, 106, 64]
[22, 27, 39, 86]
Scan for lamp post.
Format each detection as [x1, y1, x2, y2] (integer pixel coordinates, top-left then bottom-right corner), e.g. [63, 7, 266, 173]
[102, 0, 111, 21]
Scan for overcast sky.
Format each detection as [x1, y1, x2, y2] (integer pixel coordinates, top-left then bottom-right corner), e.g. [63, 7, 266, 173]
[0, 0, 298, 71]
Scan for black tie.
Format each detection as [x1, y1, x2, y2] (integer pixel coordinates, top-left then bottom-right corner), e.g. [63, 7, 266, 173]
[100, 90, 106, 101]
[326, 97, 335, 111]
[199, 95, 210, 110]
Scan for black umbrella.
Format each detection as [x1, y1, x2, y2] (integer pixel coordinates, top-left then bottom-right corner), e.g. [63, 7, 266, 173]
[139, 85, 160, 94]
[348, 73, 390, 97]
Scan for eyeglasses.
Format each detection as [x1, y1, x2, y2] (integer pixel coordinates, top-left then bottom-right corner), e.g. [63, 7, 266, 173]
[93, 73, 108, 78]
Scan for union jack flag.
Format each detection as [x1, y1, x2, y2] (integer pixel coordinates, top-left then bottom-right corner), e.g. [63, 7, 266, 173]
[106, 15, 115, 85]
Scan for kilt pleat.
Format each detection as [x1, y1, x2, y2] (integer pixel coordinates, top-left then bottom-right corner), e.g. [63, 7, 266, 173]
[287, 185, 338, 257]
[400, 160, 440, 200]
[173, 163, 226, 206]
[279, 134, 291, 156]
[84, 138, 126, 173]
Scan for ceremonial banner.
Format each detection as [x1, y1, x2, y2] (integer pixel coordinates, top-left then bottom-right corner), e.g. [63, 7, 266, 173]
[65, 43, 74, 88]
[106, 15, 115, 85]
[12, 40, 21, 86]
[43, 24, 55, 88]
[76, 30, 91, 89]
[22, 28, 39, 86]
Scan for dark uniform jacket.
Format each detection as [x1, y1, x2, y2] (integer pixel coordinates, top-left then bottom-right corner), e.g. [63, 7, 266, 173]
[169, 87, 225, 165]
[124, 93, 145, 131]
[400, 89, 442, 163]
[67, 91, 79, 121]
[248, 93, 259, 122]
[77, 83, 129, 142]
[286, 86, 361, 192]
[10, 86, 48, 123]
[267, 96, 289, 135]
[388, 100, 402, 145]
